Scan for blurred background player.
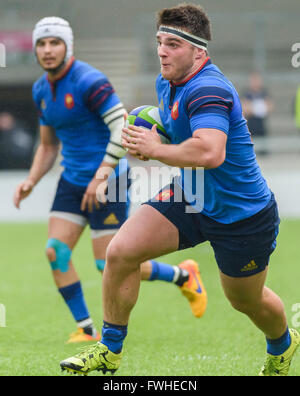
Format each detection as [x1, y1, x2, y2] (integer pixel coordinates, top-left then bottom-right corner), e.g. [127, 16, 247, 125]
[241, 72, 274, 155]
[0, 111, 34, 169]
[60, 4, 299, 376]
[13, 17, 207, 343]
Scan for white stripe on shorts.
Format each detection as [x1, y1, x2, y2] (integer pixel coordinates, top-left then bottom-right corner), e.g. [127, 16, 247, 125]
[90, 229, 119, 240]
[49, 211, 88, 227]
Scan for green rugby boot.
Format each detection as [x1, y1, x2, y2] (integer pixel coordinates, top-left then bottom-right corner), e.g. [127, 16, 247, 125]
[60, 342, 122, 375]
[259, 328, 300, 376]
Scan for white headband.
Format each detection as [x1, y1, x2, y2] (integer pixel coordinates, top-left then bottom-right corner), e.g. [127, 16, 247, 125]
[32, 17, 73, 61]
[157, 25, 208, 50]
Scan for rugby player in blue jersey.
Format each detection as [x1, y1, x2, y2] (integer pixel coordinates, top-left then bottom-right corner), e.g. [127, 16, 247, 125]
[13, 17, 207, 344]
[60, 4, 300, 376]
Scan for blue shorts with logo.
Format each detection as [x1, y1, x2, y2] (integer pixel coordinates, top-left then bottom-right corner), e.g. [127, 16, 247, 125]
[51, 174, 130, 231]
[144, 181, 280, 278]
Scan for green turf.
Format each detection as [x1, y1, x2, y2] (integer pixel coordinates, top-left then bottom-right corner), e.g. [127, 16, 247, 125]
[0, 220, 299, 376]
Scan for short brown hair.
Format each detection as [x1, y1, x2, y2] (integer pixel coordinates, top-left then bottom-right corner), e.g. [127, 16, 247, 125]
[156, 3, 212, 41]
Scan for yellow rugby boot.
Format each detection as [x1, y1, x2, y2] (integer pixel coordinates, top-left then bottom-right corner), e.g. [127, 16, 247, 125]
[178, 260, 207, 318]
[259, 329, 300, 376]
[60, 342, 122, 375]
[66, 327, 101, 343]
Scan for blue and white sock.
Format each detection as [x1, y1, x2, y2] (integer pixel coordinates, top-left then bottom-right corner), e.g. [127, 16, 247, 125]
[58, 281, 95, 335]
[148, 260, 189, 286]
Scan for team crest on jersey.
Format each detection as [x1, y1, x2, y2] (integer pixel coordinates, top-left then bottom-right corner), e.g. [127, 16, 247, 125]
[155, 189, 174, 202]
[64, 93, 75, 109]
[41, 99, 46, 110]
[171, 101, 179, 120]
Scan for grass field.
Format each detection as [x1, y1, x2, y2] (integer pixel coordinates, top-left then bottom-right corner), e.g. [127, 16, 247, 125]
[0, 220, 300, 376]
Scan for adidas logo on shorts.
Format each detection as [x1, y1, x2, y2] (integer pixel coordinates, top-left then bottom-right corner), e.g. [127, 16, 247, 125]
[241, 260, 258, 272]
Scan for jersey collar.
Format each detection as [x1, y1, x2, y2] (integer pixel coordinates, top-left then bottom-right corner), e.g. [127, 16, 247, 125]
[46, 56, 75, 84]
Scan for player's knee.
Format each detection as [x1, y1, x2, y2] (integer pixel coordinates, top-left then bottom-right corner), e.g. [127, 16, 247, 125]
[106, 240, 124, 266]
[46, 247, 56, 262]
[229, 299, 247, 314]
[228, 297, 261, 316]
[106, 238, 138, 269]
[45, 238, 72, 273]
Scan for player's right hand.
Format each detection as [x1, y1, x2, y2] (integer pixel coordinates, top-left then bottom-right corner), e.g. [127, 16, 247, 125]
[13, 180, 35, 209]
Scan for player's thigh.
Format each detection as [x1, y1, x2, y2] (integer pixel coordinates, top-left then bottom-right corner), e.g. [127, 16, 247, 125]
[48, 216, 85, 249]
[49, 176, 87, 248]
[88, 197, 129, 261]
[108, 204, 179, 264]
[92, 232, 116, 260]
[219, 267, 268, 307]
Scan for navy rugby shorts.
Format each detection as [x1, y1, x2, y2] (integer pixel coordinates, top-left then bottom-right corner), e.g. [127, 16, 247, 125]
[144, 181, 280, 278]
[51, 174, 130, 231]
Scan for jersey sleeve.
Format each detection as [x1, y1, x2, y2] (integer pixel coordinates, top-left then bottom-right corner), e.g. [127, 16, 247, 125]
[185, 85, 234, 134]
[78, 70, 121, 116]
[32, 82, 48, 126]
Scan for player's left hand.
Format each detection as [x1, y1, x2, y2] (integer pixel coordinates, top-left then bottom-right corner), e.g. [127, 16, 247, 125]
[81, 177, 105, 213]
[122, 124, 161, 160]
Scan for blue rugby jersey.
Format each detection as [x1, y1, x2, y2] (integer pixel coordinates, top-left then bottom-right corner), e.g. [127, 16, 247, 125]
[156, 58, 271, 224]
[32, 57, 128, 186]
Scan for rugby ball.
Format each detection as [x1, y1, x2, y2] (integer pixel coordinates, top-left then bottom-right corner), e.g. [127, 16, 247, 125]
[126, 105, 171, 144]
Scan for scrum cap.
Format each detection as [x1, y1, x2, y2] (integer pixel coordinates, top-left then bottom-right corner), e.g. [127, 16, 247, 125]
[32, 17, 73, 61]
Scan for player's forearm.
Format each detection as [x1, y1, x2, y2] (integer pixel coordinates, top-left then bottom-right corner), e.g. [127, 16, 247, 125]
[94, 161, 118, 181]
[152, 138, 220, 169]
[27, 143, 59, 185]
[103, 105, 128, 165]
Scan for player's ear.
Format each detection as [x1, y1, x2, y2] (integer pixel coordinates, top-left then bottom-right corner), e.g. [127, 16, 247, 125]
[195, 48, 205, 60]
